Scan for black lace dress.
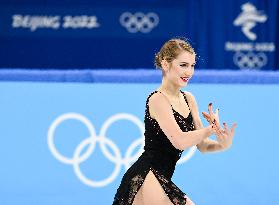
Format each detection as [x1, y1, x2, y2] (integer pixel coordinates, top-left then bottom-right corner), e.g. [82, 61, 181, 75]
[112, 90, 195, 205]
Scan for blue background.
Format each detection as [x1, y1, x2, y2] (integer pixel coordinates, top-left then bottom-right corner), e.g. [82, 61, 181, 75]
[0, 82, 278, 204]
[0, 0, 278, 69]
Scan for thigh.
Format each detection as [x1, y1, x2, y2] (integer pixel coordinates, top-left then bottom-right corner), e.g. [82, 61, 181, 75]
[132, 186, 143, 205]
[185, 195, 195, 205]
[141, 170, 173, 205]
[132, 170, 173, 205]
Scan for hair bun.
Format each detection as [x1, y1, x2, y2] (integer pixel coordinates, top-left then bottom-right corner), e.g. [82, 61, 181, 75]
[154, 52, 162, 69]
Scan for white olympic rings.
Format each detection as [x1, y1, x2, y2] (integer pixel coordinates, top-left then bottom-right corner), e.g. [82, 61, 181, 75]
[119, 12, 159, 33]
[47, 112, 196, 187]
[233, 51, 267, 69]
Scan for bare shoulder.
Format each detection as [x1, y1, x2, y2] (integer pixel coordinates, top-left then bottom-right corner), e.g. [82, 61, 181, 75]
[181, 91, 197, 106]
[148, 91, 173, 118]
[182, 90, 195, 99]
[148, 91, 171, 109]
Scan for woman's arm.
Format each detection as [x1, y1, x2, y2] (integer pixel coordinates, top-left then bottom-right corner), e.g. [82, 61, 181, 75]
[183, 91, 229, 153]
[149, 92, 216, 151]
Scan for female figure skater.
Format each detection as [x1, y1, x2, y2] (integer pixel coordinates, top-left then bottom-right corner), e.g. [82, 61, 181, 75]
[112, 38, 237, 205]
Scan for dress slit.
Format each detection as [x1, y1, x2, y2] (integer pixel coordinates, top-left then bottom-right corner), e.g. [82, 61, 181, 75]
[149, 167, 187, 205]
[114, 166, 187, 205]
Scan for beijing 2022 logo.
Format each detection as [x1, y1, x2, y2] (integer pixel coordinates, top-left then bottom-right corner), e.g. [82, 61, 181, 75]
[225, 2, 275, 70]
[47, 112, 196, 188]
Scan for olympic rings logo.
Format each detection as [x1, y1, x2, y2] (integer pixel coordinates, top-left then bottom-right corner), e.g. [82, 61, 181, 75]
[233, 51, 267, 69]
[47, 112, 196, 188]
[119, 12, 159, 33]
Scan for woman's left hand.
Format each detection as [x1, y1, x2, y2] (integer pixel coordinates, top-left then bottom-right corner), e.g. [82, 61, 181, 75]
[216, 122, 237, 149]
[202, 103, 237, 150]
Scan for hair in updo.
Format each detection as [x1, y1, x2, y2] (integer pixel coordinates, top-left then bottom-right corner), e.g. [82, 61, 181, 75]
[154, 37, 196, 71]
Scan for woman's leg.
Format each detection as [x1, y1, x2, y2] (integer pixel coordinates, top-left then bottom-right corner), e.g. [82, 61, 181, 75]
[132, 170, 195, 205]
[184, 195, 195, 205]
[132, 185, 144, 205]
[137, 170, 174, 205]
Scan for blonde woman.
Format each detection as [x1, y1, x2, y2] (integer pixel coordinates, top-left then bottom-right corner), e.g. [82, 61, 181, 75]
[112, 38, 237, 205]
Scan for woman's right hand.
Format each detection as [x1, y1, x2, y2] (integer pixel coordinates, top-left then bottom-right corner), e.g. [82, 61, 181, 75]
[202, 103, 222, 135]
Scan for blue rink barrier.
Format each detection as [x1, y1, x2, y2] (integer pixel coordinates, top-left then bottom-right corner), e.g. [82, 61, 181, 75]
[1, 69, 279, 83]
[0, 69, 279, 205]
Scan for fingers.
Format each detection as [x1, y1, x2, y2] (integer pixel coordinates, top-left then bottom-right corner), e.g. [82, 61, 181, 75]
[223, 122, 237, 141]
[211, 105, 222, 131]
[203, 102, 217, 123]
[215, 108, 220, 123]
[203, 112, 222, 135]
[204, 103, 222, 136]
[204, 103, 227, 138]
[208, 103, 221, 126]
[215, 125, 224, 137]
[202, 112, 211, 122]
[208, 103, 215, 122]
[223, 122, 228, 133]
[214, 108, 221, 128]
[230, 123, 237, 136]
[215, 108, 219, 116]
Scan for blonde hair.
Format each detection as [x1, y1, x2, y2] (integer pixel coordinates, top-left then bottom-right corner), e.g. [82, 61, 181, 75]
[154, 37, 196, 71]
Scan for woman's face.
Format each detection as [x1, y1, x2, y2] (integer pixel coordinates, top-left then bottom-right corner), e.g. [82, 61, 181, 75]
[167, 51, 196, 87]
